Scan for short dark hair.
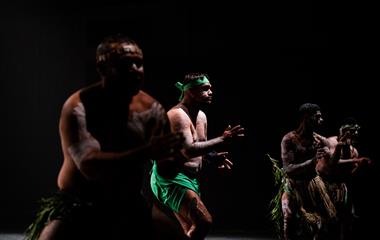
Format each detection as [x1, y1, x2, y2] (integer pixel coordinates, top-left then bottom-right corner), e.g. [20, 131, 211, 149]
[95, 34, 140, 75]
[298, 103, 320, 117]
[96, 34, 137, 59]
[183, 72, 209, 85]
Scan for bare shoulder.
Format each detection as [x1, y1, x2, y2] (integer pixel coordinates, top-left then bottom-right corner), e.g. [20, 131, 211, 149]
[61, 90, 82, 117]
[167, 107, 189, 122]
[58, 90, 84, 146]
[136, 90, 158, 105]
[132, 90, 161, 110]
[282, 131, 296, 143]
[198, 110, 207, 122]
[327, 136, 338, 144]
[132, 90, 163, 112]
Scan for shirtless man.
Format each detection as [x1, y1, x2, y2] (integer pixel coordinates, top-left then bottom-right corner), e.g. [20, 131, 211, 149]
[311, 118, 371, 240]
[26, 34, 183, 240]
[316, 118, 370, 176]
[150, 72, 244, 240]
[280, 103, 324, 240]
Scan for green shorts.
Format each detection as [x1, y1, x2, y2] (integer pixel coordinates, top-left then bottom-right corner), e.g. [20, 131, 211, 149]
[150, 161, 200, 212]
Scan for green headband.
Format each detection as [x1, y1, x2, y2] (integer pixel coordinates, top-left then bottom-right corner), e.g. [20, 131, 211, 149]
[175, 76, 210, 101]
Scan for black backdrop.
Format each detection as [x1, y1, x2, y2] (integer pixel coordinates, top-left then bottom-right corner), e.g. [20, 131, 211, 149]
[1, 1, 378, 238]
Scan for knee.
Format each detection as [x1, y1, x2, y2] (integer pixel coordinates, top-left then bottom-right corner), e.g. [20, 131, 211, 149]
[38, 219, 65, 240]
[282, 194, 293, 218]
[199, 213, 212, 228]
[192, 209, 212, 231]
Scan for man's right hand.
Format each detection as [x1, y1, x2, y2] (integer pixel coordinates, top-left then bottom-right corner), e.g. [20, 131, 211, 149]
[222, 124, 245, 141]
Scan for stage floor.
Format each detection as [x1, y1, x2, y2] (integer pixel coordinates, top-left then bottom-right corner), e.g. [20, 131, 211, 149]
[0, 233, 276, 240]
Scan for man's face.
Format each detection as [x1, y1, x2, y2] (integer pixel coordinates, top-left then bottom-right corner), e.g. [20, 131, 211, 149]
[309, 110, 323, 128]
[340, 124, 360, 144]
[189, 83, 213, 105]
[107, 43, 144, 94]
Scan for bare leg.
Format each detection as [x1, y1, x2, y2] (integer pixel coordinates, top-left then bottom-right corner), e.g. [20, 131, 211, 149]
[282, 191, 294, 240]
[152, 200, 189, 240]
[175, 190, 212, 240]
[174, 211, 192, 235]
[38, 219, 66, 240]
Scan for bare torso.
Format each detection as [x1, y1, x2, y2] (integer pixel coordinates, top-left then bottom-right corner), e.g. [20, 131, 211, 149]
[167, 104, 207, 173]
[316, 136, 359, 177]
[282, 131, 317, 164]
[281, 130, 320, 180]
[57, 82, 166, 200]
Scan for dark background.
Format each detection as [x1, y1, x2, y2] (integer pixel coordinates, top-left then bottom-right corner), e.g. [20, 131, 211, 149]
[1, 0, 378, 238]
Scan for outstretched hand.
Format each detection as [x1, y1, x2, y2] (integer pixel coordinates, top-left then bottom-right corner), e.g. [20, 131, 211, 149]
[222, 124, 245, 141]
[216, 152, 233, 170]
[351, 156, 372, 174]
[204, 151, 233, 170]
[313, 133, 329, 148]
[316, 145, 331, 160]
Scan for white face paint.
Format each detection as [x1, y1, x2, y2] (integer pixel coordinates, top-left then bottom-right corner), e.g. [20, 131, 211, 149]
[121, 43, 142, 55]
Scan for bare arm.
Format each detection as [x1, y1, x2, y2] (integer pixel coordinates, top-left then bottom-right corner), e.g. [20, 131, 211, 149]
[167, 109, 244, 158]
[61, 98, 182, 181]
[281, 134, 316, 177]
[329, 134, 371, 167]
[337, 147, 371, 167]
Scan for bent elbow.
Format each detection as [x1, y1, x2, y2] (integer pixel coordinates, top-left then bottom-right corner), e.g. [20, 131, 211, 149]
[76, 152, 101, 181]
[282, 166, 290, 175]
[282, 165, 295, 177]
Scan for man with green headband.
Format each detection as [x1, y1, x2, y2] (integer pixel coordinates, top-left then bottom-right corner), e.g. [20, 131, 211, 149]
[150, 72, 244, 239]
